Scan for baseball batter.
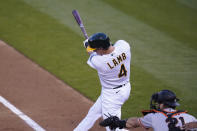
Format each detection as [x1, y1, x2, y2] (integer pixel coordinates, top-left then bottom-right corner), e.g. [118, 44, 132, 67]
[100, 90, 197, 131]
[74, 32, 131, 131]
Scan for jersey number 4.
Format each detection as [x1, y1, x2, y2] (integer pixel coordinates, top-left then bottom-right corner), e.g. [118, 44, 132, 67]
[118, 64, 127, 78]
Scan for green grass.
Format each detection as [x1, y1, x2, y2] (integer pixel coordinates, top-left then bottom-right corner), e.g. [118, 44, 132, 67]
[102, 0, 197, 117]
[0, 0, 196, 119]
[122, 65, 171, 117]
[0, 0, 101, 100]
[103, 0, 197, 50]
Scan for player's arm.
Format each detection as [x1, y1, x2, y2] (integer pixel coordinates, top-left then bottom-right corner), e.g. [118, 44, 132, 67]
[126, 117, 141, 129]
[183, 122, 197, 130]
[99, 116, 145, 130]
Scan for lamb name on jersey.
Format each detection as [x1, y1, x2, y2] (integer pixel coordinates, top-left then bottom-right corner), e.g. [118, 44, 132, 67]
[107, 53, 127, 69]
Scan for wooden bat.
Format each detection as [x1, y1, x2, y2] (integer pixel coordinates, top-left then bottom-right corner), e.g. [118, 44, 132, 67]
[72, 10, 89, 39]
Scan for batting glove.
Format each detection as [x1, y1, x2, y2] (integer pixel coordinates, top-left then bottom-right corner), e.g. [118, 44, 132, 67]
[83, 39, 89, 48]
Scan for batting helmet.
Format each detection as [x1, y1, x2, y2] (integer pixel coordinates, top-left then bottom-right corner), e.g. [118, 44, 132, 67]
[86, 33, 110, 52]
[150, 90, 180, 109]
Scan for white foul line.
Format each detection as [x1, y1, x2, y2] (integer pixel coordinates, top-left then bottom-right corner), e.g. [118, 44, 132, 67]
[0, 96, 46, 131]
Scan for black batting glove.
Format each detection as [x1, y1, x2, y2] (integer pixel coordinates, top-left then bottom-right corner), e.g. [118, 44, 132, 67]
[99, 115, 127, 130]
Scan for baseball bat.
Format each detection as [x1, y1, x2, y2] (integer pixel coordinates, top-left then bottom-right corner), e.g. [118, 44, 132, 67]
[72, 10, 89, 39]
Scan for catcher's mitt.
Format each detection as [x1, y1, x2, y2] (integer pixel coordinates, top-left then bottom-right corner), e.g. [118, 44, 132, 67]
[99, 115, 127, 130]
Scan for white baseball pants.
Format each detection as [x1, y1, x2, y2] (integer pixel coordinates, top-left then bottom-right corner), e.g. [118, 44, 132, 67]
[74, 83, 131, 131]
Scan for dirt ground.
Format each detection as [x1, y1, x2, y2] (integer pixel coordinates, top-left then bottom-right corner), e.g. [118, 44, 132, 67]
[0, 40, 147, 131]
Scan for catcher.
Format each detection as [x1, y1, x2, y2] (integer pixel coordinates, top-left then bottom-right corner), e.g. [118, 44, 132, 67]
[100, 89, 197, 131]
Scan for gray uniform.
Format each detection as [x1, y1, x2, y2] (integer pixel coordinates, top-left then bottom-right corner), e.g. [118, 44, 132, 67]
[139, 108, 197, 131]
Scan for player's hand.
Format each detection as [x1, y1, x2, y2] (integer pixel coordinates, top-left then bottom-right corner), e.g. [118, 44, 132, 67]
[83, 39, 89, 48]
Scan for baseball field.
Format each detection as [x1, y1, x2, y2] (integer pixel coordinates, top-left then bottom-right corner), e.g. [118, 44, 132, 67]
[0, 0, 196, 130]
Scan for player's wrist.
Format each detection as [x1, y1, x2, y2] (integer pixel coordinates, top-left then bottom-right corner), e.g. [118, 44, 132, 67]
[83, 39, 89, 48]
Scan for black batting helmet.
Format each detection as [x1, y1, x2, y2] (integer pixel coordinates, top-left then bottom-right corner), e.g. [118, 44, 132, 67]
[87, 33, 110, 52]
[150, 90, 180, 109]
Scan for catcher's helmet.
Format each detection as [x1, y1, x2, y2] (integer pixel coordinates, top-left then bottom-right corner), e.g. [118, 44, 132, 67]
[150, 90, 180, 109]
[87, 33, 110, 52]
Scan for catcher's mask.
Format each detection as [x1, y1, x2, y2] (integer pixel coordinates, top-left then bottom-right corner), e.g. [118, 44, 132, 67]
[86, 32, 110, 52]
[150, 90, 180, 110]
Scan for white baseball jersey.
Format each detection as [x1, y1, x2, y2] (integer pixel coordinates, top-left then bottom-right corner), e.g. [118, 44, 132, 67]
[87, 40, 131, 89]
[139, 108, 197, 131]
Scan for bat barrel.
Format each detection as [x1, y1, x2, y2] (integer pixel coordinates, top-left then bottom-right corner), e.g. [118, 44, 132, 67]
[72, 9, 89, 39]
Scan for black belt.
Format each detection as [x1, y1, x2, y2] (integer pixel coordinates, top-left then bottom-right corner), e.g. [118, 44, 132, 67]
[113, 83, 126, 89]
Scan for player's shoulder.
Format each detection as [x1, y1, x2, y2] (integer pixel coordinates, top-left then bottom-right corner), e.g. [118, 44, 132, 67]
[142, 109, 171, 118]
[114, 40, 130, 49]
[89, 52, 101, 61]
[88, 52, 103, 69]
[175, 112, 197, 123]
[141, 109, 165, 116]
[89, 52, 104, 64]
[140, 112, 155, 123]
[179, 112, 197, 120]
[141, 110, 159, 120]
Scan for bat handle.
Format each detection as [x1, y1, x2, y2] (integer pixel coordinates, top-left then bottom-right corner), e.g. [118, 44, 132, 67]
[83, 32, 89, 39]
[80, 25, 88, 39]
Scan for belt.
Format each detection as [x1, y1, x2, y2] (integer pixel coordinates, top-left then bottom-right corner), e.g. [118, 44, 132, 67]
[113, 83, 126, 89]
